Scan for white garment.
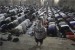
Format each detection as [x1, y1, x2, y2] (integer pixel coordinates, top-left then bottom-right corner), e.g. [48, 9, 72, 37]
[15, 25, 23, 33]
[20, 19, 31, 33]
[27, 21, 36, 35]
[23, 19, 30, 27]
[0, 16, 5, 22]
[20, 23, 27, 33]
[13, 20, 19, 26]
[59, 12, 67, 17]
[9, 8, 18, 14]
[0, 14, 4, 17]
[5, 17, 11, 21]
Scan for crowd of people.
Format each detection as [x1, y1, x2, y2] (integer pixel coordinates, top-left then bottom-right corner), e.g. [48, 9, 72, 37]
[0, 5, 75, 46]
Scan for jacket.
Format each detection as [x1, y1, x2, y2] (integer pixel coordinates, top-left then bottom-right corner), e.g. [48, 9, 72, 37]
[34, 24, 46, 39]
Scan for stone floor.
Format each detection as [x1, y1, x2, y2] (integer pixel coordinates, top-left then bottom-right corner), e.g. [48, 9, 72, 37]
[0, 34, 75, 50]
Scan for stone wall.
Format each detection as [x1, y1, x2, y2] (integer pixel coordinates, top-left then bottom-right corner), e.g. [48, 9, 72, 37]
[58, 0, 75, 10]
[0, 0, 41, 7]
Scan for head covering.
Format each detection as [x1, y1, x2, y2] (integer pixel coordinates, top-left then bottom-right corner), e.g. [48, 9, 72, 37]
[38, 16, 43, 20]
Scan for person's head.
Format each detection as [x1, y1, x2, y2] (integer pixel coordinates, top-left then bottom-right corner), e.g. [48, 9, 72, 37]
[38, 17, 43, 24]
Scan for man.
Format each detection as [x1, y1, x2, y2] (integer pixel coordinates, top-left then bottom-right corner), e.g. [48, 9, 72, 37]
[33, 18, 46, 46]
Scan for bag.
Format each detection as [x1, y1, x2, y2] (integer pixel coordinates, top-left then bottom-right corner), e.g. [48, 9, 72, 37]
[13, 38, 19, 42]
[7, 34, 12, 41]
[0, 41, 3, 46]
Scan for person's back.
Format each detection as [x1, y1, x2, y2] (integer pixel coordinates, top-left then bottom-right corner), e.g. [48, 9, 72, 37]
[34, 25, 46, 39]
[33, 19, 46, 46]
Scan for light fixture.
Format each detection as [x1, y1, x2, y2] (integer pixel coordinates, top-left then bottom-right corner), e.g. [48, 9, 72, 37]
[54, 0, 59, 4]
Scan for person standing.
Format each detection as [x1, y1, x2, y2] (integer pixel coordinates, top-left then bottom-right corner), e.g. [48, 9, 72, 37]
[33, 18, 47, 46]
